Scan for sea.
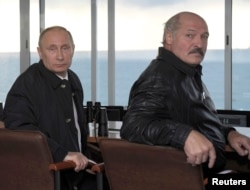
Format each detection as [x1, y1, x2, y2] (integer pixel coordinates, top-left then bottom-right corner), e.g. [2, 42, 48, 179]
[1, 49, 250, 110]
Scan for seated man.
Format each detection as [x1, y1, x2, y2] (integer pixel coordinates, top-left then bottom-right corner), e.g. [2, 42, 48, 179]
[3, 26, 108, 190]
[120, 11, 250, 176]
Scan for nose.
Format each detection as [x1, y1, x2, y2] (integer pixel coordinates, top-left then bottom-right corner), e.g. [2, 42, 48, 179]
[194, 36, 203, 48]
[195, 35, 207, 48]
[56, 49, 64, 60]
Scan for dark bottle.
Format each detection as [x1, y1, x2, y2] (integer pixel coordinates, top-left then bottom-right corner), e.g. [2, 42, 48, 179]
[93, 101, 101, 122]
[86, 101, 94, 136]
[98, 107, 108, 137]
[92, 102, 101, 137]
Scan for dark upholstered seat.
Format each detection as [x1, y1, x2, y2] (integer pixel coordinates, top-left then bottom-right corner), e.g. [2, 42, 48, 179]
[0, 129, 56, 190]
[99, 139, 205, 190]
[0, 128, 103, 190]
[0, 121, 4, 128]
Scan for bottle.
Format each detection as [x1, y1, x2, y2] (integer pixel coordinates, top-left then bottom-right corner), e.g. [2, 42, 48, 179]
[86, 101, 94, 136]
[93, 102, 101, 122]
[93, 102, 101, 137]
[98, 107, 108, 137]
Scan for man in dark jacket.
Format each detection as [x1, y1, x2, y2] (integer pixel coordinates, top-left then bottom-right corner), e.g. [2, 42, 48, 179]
[3, 26, 101, 190]
[121, 12, 250, 175]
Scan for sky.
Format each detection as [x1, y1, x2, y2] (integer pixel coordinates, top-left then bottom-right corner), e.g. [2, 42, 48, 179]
[0, 0, 250, 52]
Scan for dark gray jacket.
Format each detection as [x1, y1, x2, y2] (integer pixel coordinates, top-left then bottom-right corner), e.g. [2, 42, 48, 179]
[121, 47, 232, 169]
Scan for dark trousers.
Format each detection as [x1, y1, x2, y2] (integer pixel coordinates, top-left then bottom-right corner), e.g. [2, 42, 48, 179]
[61, 170, 109, 190]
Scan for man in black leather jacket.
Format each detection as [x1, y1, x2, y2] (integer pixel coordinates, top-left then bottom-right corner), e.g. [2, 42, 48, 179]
[120, 11, 250, 174]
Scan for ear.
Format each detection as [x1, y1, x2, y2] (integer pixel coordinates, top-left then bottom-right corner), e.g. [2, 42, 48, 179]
[165, 32, 173, 45]
[37, 47, 42, 59]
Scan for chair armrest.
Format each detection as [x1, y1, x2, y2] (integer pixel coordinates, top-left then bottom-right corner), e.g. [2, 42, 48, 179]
[91, 162, 105, 173]
[49, 160, 105, 173]
[224, 145, 250, 173]
[49, 161, 76, 171]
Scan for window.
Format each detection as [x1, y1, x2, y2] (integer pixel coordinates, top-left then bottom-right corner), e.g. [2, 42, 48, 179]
[115, 0, 225, 107]
[232, 0, 250, 110]
[0, 0, 20, 103]
[0, 0, 249, 110]
[44, 0, 92, 104]
[30, 0, 40, 64]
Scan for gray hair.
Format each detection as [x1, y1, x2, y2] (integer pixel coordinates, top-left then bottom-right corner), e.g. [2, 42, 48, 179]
[162, 11, 206, 44]
[38, 26, 74, 47]
[162, 13, 181, 44]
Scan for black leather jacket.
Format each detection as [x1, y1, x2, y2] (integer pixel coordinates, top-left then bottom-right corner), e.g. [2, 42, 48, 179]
[121, 47, 232, 169]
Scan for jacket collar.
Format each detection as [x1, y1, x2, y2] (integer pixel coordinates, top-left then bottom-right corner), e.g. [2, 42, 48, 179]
[157, 47, 203, 77]
[37, 60, 80, 91]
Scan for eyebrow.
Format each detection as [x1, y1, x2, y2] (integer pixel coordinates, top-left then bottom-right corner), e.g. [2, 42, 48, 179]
[47, 43, 71, 47]
[186, 29, 209, 35]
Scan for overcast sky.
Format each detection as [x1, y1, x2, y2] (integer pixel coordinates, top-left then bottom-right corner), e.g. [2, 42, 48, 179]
[0, 0, 250, 52]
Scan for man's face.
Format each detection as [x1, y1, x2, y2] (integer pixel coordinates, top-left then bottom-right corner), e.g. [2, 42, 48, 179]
[37, 28, 75, 77]
[165, 14, 209, 65]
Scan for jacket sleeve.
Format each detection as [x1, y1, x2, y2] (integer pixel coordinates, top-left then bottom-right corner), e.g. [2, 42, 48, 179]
[120, 73, 193, 149]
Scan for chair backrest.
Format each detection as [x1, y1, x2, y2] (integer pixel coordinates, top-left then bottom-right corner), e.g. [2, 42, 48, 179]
[99, 139, 205, 190]
[0, 129, 54, 190]
[0, 121, 4, 128]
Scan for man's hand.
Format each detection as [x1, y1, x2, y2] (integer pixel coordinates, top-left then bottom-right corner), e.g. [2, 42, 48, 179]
[227, 130, 250, 159]
[184, 130, 216, 168]
[64, 152, 89, 172]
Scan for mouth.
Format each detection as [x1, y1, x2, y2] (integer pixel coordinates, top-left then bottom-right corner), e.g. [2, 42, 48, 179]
[55, 63, 68, 67]
[191, 52, 203, 58]
[189, 48, 204, 57]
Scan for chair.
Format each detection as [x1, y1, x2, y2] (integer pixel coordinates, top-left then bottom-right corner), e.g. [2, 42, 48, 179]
[99, 139, 205, 190]
[0, 128, 103, 190]
[224, 145, 250, 173]
[0, 121, 4, 128]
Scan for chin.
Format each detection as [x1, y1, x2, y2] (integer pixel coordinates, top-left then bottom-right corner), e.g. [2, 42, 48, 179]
[54, 69, 67, 76]
[185, 60, 201, 66]
[193, 62, 202, 65]
[187, 63, 200, 66]
[190, 58, 203, 65]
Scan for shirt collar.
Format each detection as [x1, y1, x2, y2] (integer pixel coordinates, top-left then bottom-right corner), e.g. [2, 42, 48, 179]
[56, 72, 69, 80]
